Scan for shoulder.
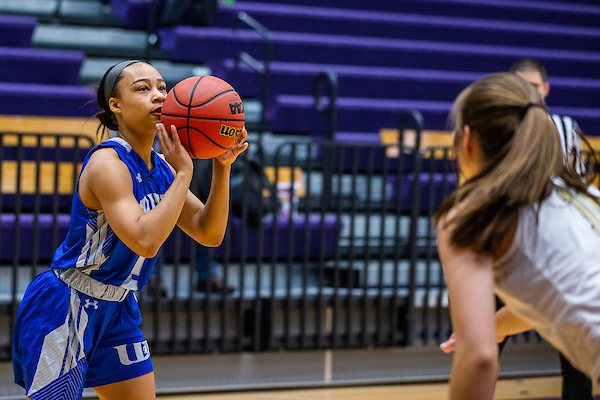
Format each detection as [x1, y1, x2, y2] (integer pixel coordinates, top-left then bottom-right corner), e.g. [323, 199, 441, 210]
[84, 147, 131, 181]
[87, 146, 122, 167]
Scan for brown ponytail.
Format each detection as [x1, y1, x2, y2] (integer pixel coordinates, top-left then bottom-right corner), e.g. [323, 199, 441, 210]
[435, 72, 595, 254]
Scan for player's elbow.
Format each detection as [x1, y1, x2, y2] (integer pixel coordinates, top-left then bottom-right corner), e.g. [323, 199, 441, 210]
[136, 246, 160, 259]
[133, 239, 163, 258]
[195, 227, 226, 248]
[465, 345, 498, 372]
[201, 234, 224, 248]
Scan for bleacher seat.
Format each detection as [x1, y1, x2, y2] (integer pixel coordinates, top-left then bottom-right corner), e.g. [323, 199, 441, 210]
[158, 27, 600, 78]
[0, 82, 98, 117]
[0, 14, 36, 47]
[0, 213, 70, 263]
[162, 214, 344, 263]
[159, 25, 600, 136]
[215, 2, 600, 52]
[236, 0, 600, 27]
[0, 47, 85, 85]
[212, 59, 600, 110]
[109, 0, 160, 30]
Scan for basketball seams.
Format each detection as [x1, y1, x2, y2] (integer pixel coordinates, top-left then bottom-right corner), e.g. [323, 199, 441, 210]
[158, 114, 244, 122]
[186, 89, 237, 108]
[185, 77, 204, 158]
[178, 127, 230, 151]
[170, 86, 236, 109]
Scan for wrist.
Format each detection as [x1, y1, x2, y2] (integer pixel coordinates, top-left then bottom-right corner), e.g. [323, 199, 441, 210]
[175, 169, 193, 180]
[213, 158, 232, 171]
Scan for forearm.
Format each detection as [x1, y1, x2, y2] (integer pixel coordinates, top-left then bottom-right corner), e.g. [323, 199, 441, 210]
[196, 161, 231, 245]
[495, 306, 533, 342]
[133, 170, 192, 255]
[449, 347, 498, 400]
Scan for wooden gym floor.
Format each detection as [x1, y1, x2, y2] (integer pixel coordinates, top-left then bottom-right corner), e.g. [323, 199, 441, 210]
[155, 376, 599, 400]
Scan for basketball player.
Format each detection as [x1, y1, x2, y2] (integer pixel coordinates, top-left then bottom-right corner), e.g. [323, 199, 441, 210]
[12, 60, 248, 400]
[435, 72, 600, 399]
[510, 58, 592, 400]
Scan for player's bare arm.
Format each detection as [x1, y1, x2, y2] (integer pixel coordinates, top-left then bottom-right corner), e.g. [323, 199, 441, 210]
[78, 146, 192, 258]
[157, 124, 248, 247]
[437, 219, 498, 400]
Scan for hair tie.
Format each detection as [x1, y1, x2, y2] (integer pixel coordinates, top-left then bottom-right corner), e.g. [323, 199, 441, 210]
[521, 102, 545, 120]
[103, 60, 140, 109]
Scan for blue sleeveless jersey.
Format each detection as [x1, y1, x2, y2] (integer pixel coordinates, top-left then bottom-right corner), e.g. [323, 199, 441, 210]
[51, 138, 174, 290]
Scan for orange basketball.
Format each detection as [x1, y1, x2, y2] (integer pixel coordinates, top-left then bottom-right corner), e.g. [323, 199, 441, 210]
[160, 75, 245, 159]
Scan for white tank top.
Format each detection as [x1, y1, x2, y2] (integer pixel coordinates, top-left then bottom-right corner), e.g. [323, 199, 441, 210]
[494, 183, 600, 381]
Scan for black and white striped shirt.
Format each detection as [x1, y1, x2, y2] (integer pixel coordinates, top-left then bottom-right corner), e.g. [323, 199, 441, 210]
[552, 114, 585, 175]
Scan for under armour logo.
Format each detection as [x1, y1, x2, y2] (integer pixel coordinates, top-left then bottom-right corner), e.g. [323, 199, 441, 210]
[84, 299, 99, 309]
[136, 173, 142, 182]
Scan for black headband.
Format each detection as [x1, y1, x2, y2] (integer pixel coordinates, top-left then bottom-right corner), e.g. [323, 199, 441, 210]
[521, 102, 546, 119]
[103, 60, 140, 108]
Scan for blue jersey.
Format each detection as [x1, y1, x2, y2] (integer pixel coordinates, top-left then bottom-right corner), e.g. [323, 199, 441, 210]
[51, 137, 174, 290]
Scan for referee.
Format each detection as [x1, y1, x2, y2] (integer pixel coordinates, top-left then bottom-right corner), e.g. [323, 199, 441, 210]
[510, 59, 586, 175]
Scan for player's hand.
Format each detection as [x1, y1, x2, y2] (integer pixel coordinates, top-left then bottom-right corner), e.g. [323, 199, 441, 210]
[440, 331, 507, 353]
[157, 123, 193, 176]
[440, 333, 456, 353]
[215, 127, 248, 166]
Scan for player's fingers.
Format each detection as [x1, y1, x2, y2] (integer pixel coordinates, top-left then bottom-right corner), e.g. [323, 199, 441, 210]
[170, 125, 182, 146]
[440, 336, 456, 353]
[156, 123, 170, 148]
[234, 142, 249, 156]
[237, 128, 248, 144]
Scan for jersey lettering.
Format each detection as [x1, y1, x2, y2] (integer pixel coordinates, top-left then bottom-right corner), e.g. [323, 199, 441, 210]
[114, 340, 150, 366]
[139, 193, 163, 214]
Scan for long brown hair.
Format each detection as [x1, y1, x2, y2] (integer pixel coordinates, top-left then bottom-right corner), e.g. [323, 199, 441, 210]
[435, 72, 595, 254]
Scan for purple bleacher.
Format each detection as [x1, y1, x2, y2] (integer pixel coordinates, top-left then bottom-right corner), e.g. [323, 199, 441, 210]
[311, 140, 453, 175]
[0, 47, 84, 85]
[237, 0, 600, 27]
[211, 59, 600, 109]
[109, 0, 162, 30]
[0, 82, 99, 117]
[0, 213, 70, 263]
[0, 15, 36, 47]
[215, 2, 600, 52]
[0, 212, 343, 264]
[1, 194, 74, 214]
[334, 132, 380, 144]
[388, 173, 458, 213]
[268, 95, 600, 137]
[162, 214, 343, 262]
[269, 95, 453, 137]
[210, 59, 480, 102]
[158, 27, 600, 79]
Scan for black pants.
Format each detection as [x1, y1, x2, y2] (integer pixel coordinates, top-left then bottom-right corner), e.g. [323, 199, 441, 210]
[560, 352, 593, 400]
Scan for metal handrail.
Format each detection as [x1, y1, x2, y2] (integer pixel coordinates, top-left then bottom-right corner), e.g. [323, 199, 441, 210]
[144, 0, 160, 63]
[398, 109, 424, 347]
[234, 11, 272, 159]
[313, 70, 338, 141]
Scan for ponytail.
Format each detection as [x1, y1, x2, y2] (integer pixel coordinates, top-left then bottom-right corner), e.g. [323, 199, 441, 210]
[435, 73, 595, 254]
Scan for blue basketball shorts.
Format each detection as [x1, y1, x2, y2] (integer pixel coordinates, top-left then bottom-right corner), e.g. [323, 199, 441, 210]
[12, 269, 154, 400]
